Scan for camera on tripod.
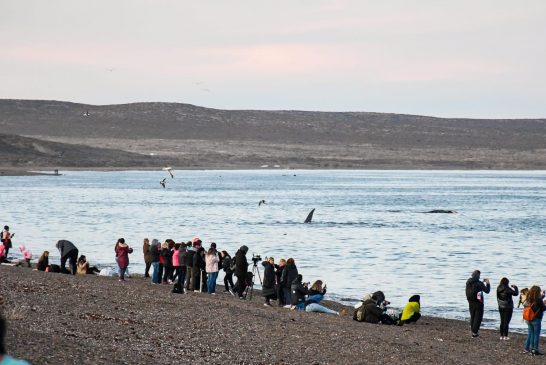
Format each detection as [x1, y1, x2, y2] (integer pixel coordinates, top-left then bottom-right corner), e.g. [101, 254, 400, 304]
[251, 254, 261, 265]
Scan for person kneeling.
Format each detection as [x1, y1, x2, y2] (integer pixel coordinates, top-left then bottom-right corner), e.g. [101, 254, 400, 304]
[304, 280, 345, 316]
[353, 291, 397, 325]
[399, 295, 421, 325]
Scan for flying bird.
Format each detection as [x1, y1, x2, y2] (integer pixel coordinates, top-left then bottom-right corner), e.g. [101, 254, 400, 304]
[258, 200, 266, 206]
[163, 167, 174, 178]
[160, 178, 166, 188]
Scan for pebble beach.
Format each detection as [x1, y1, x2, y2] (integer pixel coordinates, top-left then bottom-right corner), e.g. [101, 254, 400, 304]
[0, 265, 538, 365]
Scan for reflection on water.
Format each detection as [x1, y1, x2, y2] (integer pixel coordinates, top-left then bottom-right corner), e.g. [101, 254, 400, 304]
[1, 169, 545, 332]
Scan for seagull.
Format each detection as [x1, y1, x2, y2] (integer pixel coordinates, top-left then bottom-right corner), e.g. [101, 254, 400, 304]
[160, 178, 166, 188]
[83, 111, 90, 117]
[258, 200, 266, 206]
[163, 166, 174, 178]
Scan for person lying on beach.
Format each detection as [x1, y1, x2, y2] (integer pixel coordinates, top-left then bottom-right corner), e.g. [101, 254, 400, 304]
[303, 280, 346, 316]
[399, 295, 421, 325]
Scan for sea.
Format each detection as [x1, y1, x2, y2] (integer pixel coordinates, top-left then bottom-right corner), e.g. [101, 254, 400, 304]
[1, 170, 545, 332]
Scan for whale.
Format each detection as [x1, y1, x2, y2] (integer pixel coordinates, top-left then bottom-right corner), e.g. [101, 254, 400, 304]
[304, 208, 315, 223]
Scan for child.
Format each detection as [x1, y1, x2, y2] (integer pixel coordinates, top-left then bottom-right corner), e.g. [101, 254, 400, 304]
[18, 245, 32, 268]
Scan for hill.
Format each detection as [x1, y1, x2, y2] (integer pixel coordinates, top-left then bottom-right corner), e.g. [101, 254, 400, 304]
[1, 99, 545, 170]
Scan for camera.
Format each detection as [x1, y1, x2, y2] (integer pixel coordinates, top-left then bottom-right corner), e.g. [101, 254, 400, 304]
[252, 254, 261, 264]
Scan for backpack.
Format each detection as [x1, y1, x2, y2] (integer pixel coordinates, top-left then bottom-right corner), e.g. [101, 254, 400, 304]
[466, 281, 479, 301]
[228, 258, 237, 272]
[523, 303, 539, 321]
[353, 303, 366, 322]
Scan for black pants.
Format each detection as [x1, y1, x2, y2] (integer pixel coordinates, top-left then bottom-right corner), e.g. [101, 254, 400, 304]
[173, 266, 186, 292]
[162, 265, 172, 283]
[401, 312, 421, 324]
[61, 249, 78, 275]
[235, 273, 246, 298]
[158, 263, 164, 283]
[469, 301, 484, 334]
[223, 272, 235, 291]
[185, 266, 193, 290]
[277, 284, 285, 306]
[499, 307, 513, 337]
[144, 262, 151, 277]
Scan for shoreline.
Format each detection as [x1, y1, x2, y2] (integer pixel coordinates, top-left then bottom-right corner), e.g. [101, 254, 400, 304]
[0, 265, 533, 364]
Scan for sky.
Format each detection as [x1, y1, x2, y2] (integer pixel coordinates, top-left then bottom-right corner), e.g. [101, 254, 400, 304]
[1, 1, 545, 118]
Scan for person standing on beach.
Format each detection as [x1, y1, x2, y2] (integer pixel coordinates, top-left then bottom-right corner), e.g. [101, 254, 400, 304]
[1, 226, 13, 261]
[142, 238, 152, 278]
[220, 250, 235, 294]
[193, 246, 206, 292]
[150, 239, 161, 284]
[523, 285, 546, 356]
[280, 258, 298, 308]
[161, 241, 173, 284]
[185, 240, 198, 290]
[115, 238, 133, 281]
[465, 270, 490, 338]
[496, 277, 519, 340]
[234, 245, 249, 299]
[205, 244, 219, 294]
[56, 240, 79, 275]
[275, 258, 286, 306]
[262, 257, 277, 306]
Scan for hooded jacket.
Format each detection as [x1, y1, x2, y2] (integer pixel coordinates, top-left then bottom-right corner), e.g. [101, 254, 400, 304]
[186, 246, 197, 267]
[281, 263, 298, 289]
[115, 242, 133, 269]
[205, 251, 219, 272]
[290, 275, 309, 307]
[234, 246, 248, 277]
[193, 247, 206, 271]
[261, 261, 276, 296]
[56, 240, 77, 258]
[161, 246, 173, 267]
[360, 298, 385, 324]
[466, 270, 490, 303]
[149, 239, 161, 263]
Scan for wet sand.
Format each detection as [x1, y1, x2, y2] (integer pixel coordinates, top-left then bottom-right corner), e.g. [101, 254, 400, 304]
[0, 265, 535, 364]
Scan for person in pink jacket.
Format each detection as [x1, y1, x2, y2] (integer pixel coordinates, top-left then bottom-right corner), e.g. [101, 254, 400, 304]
[115, 238, 133, 281]
[205, 243, 220, 294]
[18, 245, 32, 267]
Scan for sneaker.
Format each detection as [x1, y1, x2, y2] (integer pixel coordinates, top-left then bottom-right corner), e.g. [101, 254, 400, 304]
[500, 336, 504, 340]
[239, 296, 245, 300]
[283, 304, 292, 309]
[211, 293, 216, 295]
[504, 337, 510, 340]
[532, 350, 544, 356]
[264, 303, 272, 307]
[338, 308, 346, 317]
[523, 349, 530, 354]
[471, 333, 479, 338]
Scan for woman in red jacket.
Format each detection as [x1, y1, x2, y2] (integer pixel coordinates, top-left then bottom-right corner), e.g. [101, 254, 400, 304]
[115, 238, 133, 281]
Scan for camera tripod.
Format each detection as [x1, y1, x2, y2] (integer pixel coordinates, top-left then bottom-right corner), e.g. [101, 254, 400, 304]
[244, 260, 263, 301]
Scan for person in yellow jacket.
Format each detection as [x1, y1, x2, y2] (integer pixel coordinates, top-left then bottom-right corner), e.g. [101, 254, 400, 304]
[400, 295, 421, 325]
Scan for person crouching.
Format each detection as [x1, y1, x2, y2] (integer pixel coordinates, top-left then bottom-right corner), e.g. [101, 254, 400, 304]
[399, 295, 421, 325]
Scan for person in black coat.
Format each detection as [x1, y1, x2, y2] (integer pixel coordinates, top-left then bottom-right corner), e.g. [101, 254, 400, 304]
[262, 257, 277, 306]
[496, 277, 519, 340]
[56, 240, 79, 275]
[234, 245, 249, 299]
[290, 274, 309, 309]
[185, 241, 197, 290]
[465, 270, 491, 338]
[192, 247, 206, 292]
[149, 239, 161, 284]
[280, 258, 298, 307]
[221, 250, 235, 293]
[161, 240, 174, 284]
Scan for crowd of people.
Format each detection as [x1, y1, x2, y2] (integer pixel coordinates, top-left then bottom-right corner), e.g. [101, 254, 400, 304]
[3, 224, 546, 357]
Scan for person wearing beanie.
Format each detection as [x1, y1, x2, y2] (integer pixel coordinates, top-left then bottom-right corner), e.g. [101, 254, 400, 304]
[234, 245, 249, 299]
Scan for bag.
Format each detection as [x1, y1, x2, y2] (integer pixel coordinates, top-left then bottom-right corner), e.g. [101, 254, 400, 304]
[353, 303, 367, 322]
[523, 304, 539, 321]
[49, 264, 61, 273]
[466, 281, 479, 301]
[229, 258, 236, 272]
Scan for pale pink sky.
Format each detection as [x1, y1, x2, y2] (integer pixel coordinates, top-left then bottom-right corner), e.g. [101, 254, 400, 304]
[1, 0, 545, 118]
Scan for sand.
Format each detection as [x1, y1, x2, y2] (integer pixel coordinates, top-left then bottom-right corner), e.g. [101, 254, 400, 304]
[0, 265, 537, 364]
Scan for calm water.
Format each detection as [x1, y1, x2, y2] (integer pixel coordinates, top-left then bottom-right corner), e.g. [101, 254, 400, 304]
[1, 170, 545, 332]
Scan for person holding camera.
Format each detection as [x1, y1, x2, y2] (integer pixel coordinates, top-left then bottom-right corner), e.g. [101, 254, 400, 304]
[496, 277, 519, 340]
[304, 280, 346, 316]
[262, 257, 277, 306]
[290, 274, 309, 310]
[280, 258, 298, 308]
[353, 290, 396, 324]
[465, 270, 491, 338]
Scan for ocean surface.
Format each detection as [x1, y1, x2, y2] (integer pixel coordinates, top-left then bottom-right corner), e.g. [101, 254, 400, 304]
[2, 170, 545, 332]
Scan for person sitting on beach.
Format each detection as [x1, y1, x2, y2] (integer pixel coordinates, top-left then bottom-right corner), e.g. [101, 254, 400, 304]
[262, 257, 277, 306]
[114, 238, 133, 282]
[220, 250, 235, 294]
[280, 258, 298, 308]
[18, 245, 32, 268]
[290, 274, 309, 310]
[399, 295, 421, 325]
[36, 251, 49, 271]
[76, 255, 100, 275]
[56, 240, 79, 275]
[353, 291, 396, 324]
[0, 315, 31, 365]
[303, 280, 346, 316]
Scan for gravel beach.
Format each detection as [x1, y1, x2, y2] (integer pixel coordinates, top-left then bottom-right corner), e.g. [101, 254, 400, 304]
[0, 265, 537, 365]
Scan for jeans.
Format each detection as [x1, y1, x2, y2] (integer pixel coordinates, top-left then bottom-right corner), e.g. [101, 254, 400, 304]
[151, 262, 160, 283]
[499, 307, 513, 337]
[525, 318, 542, 351]
[119, 267, 127, 280]
[468, 301, 484, 334]
[305, 303, 338, 315]
[207, 271, 219, 294]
